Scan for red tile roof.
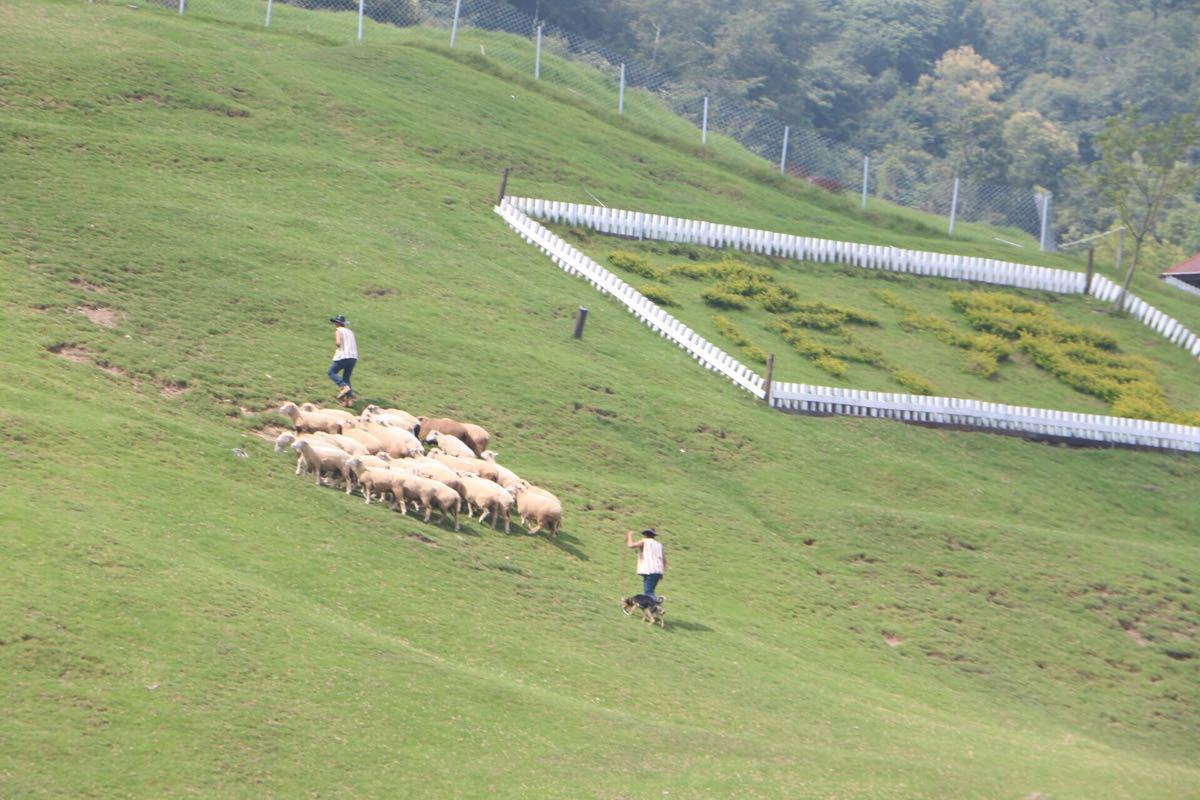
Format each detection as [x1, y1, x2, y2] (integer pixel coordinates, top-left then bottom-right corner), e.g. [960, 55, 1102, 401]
[1163, 252, 1200, 276]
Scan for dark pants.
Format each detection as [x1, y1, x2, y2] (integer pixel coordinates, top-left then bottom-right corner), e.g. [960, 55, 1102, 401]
[328, 358, 356, 390]
[642, 573, 662, 599]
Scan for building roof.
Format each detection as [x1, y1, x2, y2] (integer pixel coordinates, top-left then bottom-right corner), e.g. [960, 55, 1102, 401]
[1162, 252, 1200, 276]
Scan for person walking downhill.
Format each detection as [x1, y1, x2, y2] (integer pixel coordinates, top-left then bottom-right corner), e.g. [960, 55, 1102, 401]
[626, 527, 666, 600]
[328, 314, 358, 406]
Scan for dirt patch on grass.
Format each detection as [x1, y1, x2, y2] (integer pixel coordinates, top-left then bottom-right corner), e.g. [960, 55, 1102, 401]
[48, 343, 90, 362]
[69, 277, 109, 294]
[882, 631, 904, 647]
[75, 305, 120, 328]
[1120, 620, 1148, 646]
[158, 380, 189, 399]
[362, 286, 396, 297]
[251, 424, 288, 441]
[407, 532, 438, 546]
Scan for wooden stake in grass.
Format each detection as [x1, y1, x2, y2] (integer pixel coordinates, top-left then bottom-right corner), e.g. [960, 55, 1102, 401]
[1085, 247, 1095, 294]
[573, 306, 588, 339]
[497, 167, 511, 205]
[764, 353, 775, 405]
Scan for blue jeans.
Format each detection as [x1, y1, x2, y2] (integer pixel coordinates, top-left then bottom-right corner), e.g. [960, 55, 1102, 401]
[328, 358, 356, 390]
[642, 574, 662, 598]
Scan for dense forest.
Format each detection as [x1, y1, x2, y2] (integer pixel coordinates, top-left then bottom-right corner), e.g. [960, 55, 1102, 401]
[508, 0, 1200, 250]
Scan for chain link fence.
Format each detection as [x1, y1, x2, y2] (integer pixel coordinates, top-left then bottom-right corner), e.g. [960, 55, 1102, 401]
[136, 0, 1058, 247]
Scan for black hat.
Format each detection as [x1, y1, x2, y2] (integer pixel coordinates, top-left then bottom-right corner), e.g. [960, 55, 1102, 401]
[642, 528, 658, 537]
[330, 315, 348, 325]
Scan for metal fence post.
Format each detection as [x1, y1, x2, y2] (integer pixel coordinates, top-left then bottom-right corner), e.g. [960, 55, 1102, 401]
[178, 0, 185, 14]
[618, 63, 625, 115]
[265, 0, 272, 26]
[357, 0, 364, 41]
[701, 97, 709, 145]
[449, 0, 461, 47]
[1038, 191, 1052, 251]
[861, 156, 869, 210]
[535, 24, 543, 79]
[779, 126, 789, 176]
[948, 177, 960, 237]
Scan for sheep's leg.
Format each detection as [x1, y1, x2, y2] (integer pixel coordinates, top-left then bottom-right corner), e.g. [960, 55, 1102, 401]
[478, 508, 490, 525]
[528, 516, 543, 534]
[363, 485, 372, 505]
[490, 504, 498, 529]
[423, 505, 432, 523]
[294, 454, 304, 475]
[503, 510, 510, 535]
[452, 504, 460, 532]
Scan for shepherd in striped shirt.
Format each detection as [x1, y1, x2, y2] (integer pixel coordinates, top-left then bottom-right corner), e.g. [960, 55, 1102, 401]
[328, 314, 358, 403]
[625, 527, 666, 600]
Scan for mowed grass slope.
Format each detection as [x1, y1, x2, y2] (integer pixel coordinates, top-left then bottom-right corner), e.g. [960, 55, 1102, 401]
[1, 2, 1198, 798]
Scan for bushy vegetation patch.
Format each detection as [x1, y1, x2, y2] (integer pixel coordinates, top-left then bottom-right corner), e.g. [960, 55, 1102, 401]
[951, 291, 1200, 423]
[891, 369, 937, 395]
[608, 251, 665, 281]
[638, 283, 678, 307]
[668, 262, 713, 280]
[876, 289, 1012, 378]
[714, 315, 768, 364]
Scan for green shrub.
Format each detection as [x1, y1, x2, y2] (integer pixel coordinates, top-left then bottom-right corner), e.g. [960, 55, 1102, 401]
[776, 302, 880, 333]
[892, 369, 937, 395]
[713, 315, 769, 364]
[742, 345, 769, 365]
[608, 251, 664, 281]
[639, 284, 677, 307]
[814, 355, 848, 377]
[668, 262, 712, 280]
[701, 286, 751, 310]
[758, 286, 803, 313]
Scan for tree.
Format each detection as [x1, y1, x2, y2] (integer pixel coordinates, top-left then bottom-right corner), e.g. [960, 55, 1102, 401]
[1081, 106, 1200, 312]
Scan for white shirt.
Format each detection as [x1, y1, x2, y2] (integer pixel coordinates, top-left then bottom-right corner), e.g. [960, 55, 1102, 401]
[637, 538, 664, 575]
[333, 327, 358, 361]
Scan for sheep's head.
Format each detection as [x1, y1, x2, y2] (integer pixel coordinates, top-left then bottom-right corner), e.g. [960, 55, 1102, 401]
[480, 450, 498, 462]
[340, 417, 359, 430]
[290, 440, 305, 452]
[300, 402, 318, 412]
[274, 432, 296, 452]
[279, 402, 298, 418]
[364, 405, 382, 415]
[424, 430, 440, 444]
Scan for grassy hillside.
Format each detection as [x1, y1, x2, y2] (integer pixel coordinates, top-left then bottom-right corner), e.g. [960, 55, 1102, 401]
[2, 2, 1198, 798]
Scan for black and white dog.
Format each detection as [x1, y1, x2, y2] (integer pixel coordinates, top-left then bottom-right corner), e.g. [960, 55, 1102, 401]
[622, 594, 665, 628]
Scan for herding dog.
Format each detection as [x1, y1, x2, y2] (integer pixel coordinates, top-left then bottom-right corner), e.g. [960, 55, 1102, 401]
[622, 594, 665, 628]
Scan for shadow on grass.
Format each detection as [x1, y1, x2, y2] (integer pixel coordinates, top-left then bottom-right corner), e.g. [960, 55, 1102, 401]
[664, 617, 713, 634]
[547, 531, 589, 561]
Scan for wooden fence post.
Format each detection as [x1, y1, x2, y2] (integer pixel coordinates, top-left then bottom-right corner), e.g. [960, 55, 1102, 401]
[1085, 247, 1095, 294]
[764, 353, 775, 405]
[497, 167, 511, 205]
[572, 306, 589, 339]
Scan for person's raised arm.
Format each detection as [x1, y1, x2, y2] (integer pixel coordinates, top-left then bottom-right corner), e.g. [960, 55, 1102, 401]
[625, 529, 643, 549]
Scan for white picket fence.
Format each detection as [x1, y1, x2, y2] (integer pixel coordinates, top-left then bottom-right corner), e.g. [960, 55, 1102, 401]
[507, 196, 1200, 361]
[495, 199, 1200, 453]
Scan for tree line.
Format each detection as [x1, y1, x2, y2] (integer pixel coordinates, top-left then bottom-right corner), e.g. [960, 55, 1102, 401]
[508, 0, 1200, 253]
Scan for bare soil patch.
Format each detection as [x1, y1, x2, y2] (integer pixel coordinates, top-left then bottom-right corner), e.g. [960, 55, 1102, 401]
[158, 381, 189, 399]
[76, 305, 120, 328]
[48, 343, 90, 363]
[69, 277, 109, 294]
[251, 424, 288, 441]
[1120, 620, 1148, 647]
[882, 631, 904, 647]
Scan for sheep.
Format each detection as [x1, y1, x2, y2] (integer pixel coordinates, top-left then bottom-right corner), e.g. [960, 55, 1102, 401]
[457, 474, 514, 533]
[337, 418, 385, 454]
[347, 457, 406, 504]
[292, 440, 353, 488]
[512, 483, 563, 537]
[300, 402, 356, 423]
[461, 422, 491, 454]
[363, 422, 424, 459]
[279, 402, 342, 434]
[362, 406, 419, 433]
[415, 416, 485, 457]
[394, 473, 460, 530]
[426, 430, 475, 460]
[427, 450, 502, 483]
[392, 458, 468, 501]
[479, 451, 523, 492]
[343, 454, 394, 495]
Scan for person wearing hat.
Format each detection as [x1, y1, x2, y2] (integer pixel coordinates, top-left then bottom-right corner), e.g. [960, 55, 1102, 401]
[625, 527, 666, 600]
[327, 315, 358, 404]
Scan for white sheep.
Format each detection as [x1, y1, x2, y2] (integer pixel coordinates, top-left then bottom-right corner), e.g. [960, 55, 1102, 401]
[479, 451, 524, 492]
[427, 430, 475, 460]
[337, 418, 385, 454]
[457, 474, 514, 533]
[512, 483, 563, 537]
[364, 421, 424, 459]
[300, 402, 356, 423]
[394, 473, 460, 530]
[280, 402, 342, 434]
[427, 449, 502, 483]
[291, 440, 353, 488]
[362, 406, 419, 433]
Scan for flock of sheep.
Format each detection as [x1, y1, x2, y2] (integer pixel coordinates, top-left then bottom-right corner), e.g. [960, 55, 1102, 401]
[274, 401, 564, 536]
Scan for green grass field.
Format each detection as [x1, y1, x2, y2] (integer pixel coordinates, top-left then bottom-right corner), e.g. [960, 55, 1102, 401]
[2, 2, 1198, 797]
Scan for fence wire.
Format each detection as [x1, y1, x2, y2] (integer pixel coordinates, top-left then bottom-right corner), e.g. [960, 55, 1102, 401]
[135, 0, 1059, 246]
